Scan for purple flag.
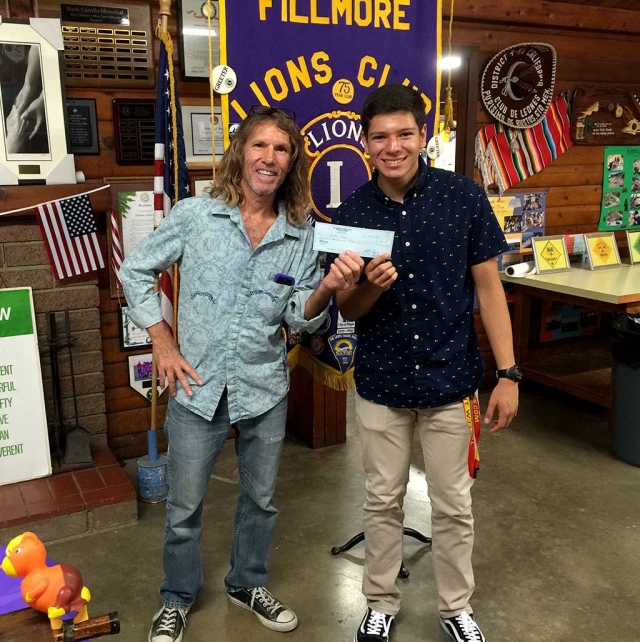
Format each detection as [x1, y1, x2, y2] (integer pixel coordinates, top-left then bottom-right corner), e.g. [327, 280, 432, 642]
[219, 1, 441, 387]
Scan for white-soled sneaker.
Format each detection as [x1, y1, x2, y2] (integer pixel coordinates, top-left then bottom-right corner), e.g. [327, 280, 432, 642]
[227, 586, 298, 632]
[440, 611, 486, 642]
[148, 606, 188, 642]
[354, 607, 395, 641]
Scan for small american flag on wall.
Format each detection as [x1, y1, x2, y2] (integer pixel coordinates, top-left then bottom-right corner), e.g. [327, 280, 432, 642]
[36, 194, 106, 280]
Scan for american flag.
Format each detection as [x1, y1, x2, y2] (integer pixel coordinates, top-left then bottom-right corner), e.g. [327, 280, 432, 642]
[36, 194, 106, 280]
[155, 35, 189, 328]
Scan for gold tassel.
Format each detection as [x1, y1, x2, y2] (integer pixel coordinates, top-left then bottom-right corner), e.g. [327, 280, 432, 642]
[443, 86, 455, 133]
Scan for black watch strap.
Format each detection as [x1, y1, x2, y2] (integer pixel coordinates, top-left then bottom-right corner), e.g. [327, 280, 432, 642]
[497, 365, 523, 382]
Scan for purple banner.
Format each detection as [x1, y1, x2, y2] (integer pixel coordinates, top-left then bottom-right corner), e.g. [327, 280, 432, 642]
[219, 1, 441, 386]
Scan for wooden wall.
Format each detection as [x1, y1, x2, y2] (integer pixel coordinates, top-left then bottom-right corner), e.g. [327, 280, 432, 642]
[450, 1, 640, 385]
[12, 0, 634, 455]
[62, 3, 212, 459]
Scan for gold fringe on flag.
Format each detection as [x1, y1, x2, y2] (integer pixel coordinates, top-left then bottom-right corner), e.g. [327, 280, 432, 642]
[287, 345, 355, 391]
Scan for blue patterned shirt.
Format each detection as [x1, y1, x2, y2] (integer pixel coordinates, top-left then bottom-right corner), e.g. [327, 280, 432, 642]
[120, 195, 328, 422]
[327, 159, 508, 409]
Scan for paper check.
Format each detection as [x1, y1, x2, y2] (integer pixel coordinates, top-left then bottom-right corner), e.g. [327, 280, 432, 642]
[313, 223, 395, 258]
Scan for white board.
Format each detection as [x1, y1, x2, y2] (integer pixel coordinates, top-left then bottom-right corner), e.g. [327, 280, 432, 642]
[0, 287, 51, 485]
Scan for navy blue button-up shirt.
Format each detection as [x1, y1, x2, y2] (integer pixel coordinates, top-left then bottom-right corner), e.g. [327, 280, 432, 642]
[327, 159, 508, 409]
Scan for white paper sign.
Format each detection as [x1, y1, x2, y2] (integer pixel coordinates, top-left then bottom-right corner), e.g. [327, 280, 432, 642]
[0, 288, 51, 486]
[119, 190, 155, 255]
[313, 222, 395, 258]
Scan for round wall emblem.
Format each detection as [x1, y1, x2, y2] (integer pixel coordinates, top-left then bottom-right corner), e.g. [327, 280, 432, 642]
[480, 43, 556, 129]
[211, 65, 237, 94]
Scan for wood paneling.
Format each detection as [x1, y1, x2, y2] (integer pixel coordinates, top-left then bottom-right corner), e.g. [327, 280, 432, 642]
[46, 0, 635, 452]
[286, 366, 346, 449]
[458, 1, 639, 380]
[547, 0, 640, 10]
[448, 0, 640, 34]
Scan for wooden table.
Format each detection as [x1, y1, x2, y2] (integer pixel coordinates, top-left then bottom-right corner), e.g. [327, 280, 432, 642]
[501, 265, 640, 408]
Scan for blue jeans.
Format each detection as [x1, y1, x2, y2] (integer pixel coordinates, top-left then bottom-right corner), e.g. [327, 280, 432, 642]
[160, 391, 287, 609]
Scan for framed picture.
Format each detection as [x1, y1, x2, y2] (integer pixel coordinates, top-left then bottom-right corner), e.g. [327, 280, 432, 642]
[66, 98, 99, 155]
[178, 0, 220, 82]
[0, 18, 76, 185]
[105, 178, 155, 298]
[504, 233, 523, 255]
[628, 230, 640, 265]
[118, 304, 152, 352]
[59, 0, 155, 90]
[189, 171, 214, 196]
[583, 232, 621, 270]
[182, 103, 224, 167]
[532, 235, 571, 275]
[113, 98, 155, 165]
[128, 353, 168, 401]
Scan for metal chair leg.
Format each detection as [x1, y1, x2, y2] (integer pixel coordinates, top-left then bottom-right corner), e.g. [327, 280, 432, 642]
[331, 528, 432, 579]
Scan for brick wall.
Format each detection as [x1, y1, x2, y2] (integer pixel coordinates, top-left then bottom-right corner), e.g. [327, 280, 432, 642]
[0, 218, 107, 451]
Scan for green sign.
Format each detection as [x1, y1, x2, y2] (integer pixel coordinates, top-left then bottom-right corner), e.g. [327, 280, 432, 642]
[0, 287, 51, 484]
[599, 146, 640, 231]
[0, 288, 34, 338]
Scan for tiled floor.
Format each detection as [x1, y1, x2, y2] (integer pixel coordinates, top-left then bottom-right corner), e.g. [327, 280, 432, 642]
[0, 449, 136, 530]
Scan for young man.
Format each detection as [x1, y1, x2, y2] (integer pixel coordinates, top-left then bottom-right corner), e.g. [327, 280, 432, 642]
[328, 85, 520, 642]
[120, 107, 363, 642]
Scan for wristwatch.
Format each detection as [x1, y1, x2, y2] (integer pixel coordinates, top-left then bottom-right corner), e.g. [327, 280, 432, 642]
[496, 365, 523, 383]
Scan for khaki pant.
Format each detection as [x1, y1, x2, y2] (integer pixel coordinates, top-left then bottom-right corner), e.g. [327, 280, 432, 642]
[356, 393, 476, 617]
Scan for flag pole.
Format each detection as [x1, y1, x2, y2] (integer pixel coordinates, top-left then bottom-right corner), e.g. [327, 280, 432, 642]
[150, 0, 173, 459]
[136, 0, 174, 503]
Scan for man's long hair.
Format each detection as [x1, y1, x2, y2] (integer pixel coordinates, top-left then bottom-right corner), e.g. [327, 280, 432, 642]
[211, 110, 310, 226]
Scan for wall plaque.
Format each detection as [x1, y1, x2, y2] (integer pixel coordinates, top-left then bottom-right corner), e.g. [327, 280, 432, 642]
[481, 43, 556, 129]
[66, 98, 100, 155]
[113, 98, 155, 165]
[60, 4, 129, 25]
[571, 87, 640, 146]
[179, 0, 220, 81]
[40, 0, 154, 88]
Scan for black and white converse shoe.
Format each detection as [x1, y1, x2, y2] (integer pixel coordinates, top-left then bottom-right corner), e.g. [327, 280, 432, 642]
[440, 611, 486, 642]
[148, 606, 188, 642]
[355, 607, 395, 642]
[227, 586, 298, 632]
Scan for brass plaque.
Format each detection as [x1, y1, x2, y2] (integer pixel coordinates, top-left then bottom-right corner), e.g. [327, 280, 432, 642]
[40, 0, 154, 88]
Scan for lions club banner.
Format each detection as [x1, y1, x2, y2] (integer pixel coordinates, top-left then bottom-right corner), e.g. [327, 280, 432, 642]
[219, 0, 441, 389]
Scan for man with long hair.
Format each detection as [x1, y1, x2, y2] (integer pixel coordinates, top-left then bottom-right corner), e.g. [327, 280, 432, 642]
[120, 107, 362, 642]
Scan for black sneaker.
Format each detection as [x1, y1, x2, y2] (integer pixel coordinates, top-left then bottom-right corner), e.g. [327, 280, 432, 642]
[227, 586, 298, 632]
[148, 606, 188, 642]
[440, 611, 486, 642]
[355, 608, 395, 641]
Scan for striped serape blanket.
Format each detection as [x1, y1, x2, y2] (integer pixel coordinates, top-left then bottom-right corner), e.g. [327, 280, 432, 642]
[476, 93, 573, 193]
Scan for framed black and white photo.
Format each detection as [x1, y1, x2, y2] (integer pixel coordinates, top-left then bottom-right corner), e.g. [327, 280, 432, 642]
[66, 98, 99, 155]
[0, 18, 76, 185]
[182, 104, 223, 166]
[118, 303, 152, 352]
[178, 0, 219, 82]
